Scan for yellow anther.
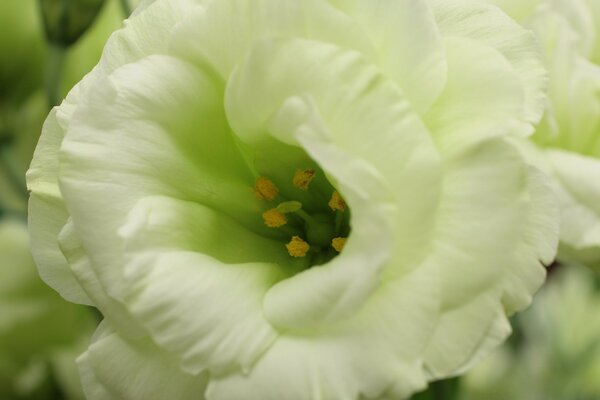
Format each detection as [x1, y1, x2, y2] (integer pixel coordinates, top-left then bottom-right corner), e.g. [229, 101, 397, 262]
[262, 208, 287, 228]
[293, 169, 316, 191]
[331, 237, 347, 252]
[328, 191, 346, 211]
[286, 236, 310, 258]
[255, 177, 278, 201]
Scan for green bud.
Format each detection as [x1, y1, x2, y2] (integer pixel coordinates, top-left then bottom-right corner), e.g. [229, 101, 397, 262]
[39, 0, 107, 47]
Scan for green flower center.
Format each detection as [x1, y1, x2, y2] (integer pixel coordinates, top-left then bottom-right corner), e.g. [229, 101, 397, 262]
[255, 169, 350, 265]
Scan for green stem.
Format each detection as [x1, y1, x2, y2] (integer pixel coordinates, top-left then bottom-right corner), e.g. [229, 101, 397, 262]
[119, 0, 132, 17]
[45, 43, 66, 108]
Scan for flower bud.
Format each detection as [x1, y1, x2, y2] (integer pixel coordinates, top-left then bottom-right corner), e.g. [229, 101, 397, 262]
[39, 0, 106, 47]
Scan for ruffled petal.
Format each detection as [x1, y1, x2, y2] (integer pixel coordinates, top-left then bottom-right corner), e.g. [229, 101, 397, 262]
[26, 0, 192, 310]
[208, 264, 439, 400]
[431, 0, 548, 132]
[527, 5, 600, 154]
[98, 0, 198, 74]
[119, 250, 283, 375]
[423, 293, 511, 378]
[78, 321, 208, 400]
[116, 195, 292, 373]
[331, 0, 447, 113]
[57, 219, 145, 337]
[27, 107, 91, 305]
[424, 37, 526, 153]
[546, 150, 600, 267]
[170, 0, 373, 78]
[422, 138, 556, 378]
[58, 55, 256, 300]
[119, 196, 295, 265]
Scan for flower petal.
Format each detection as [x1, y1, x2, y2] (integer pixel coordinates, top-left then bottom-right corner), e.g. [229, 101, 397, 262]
[527, 6, 600, 154]
[25, 0, 194, 307]
[170, 0, 373, 78]
[119, 195, 296, 265]
[208, 264, 439, 400]
[58, 55, 256, 301]
[116, 195, 297, 374]
[546, 150, 600, 267]
[422, 138, 556, 378]
[423, 293, 512, 378]
[431, 0, 548, 130]
[332, 0, 447, 113]
[120, 250, 283, 374]
[57, 219, 145, 337]
[99, 0, 198, 74]
[78, 321, 208, 400]
[27, 107, 91, 305]
[425, 37, 526, 153]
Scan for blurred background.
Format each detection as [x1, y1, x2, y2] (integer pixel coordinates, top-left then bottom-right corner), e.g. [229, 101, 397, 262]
[1, 1, 599, 399]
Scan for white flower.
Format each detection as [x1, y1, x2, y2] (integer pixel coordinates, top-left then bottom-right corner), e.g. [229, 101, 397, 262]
[27, 0, 558, 398]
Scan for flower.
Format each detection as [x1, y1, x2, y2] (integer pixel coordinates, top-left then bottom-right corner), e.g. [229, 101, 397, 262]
[27, 0, 558, 398]
[0, 217, 95, 399]
[462, 265, 600, 400]
[486, 0, 600, 271]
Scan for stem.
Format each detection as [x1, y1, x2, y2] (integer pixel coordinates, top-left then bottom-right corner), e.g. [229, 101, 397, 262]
[119, 0, 132, 17]
[45, 43, 66, 108]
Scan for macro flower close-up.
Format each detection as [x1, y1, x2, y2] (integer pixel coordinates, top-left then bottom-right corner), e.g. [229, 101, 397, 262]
[24, 0, 563, 399]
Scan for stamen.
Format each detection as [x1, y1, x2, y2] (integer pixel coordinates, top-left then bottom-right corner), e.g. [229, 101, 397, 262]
[293, 169, 316, 191]
[328, 191, 346, 211]
[331, 237, 346, 252]
[286, 236, 310, 257]
[262, 208, 287, 228]
[255, 177, 278, 201]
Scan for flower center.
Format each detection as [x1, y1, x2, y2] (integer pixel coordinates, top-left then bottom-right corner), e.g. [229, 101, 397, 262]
[254, 169, 350, 265]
